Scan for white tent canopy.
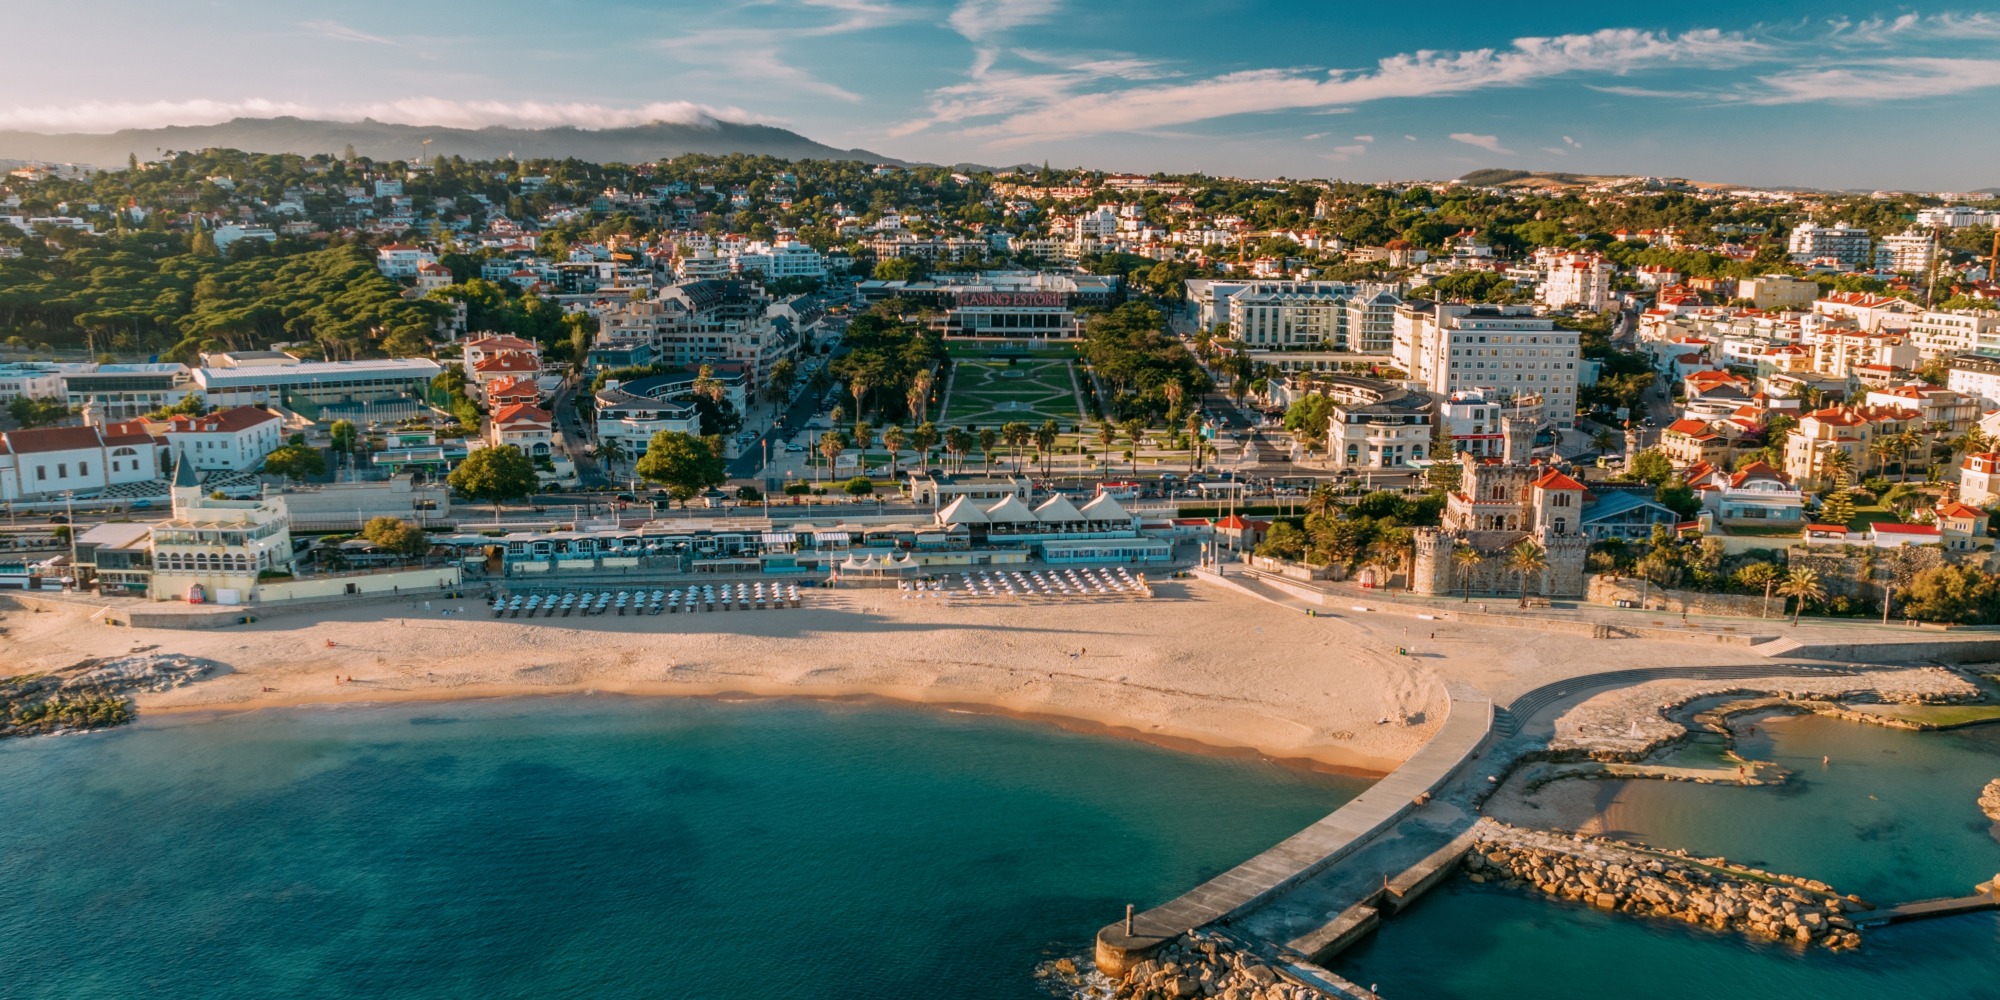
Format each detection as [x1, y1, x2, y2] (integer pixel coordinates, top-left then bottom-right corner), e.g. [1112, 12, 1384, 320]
[984, 494, 1038, 523]
[1033, 494, 1086, 523]
[1079, 493, 1132, 522]
[936, 495, 989, 525]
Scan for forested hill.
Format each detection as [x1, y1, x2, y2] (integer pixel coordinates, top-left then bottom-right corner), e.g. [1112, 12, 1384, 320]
[0, 117, 908, 169]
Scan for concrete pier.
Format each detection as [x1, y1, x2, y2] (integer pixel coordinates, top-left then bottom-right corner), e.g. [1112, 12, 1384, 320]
[1093, 679, 1492, 976]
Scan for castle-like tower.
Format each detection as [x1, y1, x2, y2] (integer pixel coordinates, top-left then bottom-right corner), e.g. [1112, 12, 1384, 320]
[1411, 451, 1590, 598]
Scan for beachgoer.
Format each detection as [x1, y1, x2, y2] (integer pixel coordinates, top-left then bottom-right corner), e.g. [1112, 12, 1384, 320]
[1822, 755, 1830, 766]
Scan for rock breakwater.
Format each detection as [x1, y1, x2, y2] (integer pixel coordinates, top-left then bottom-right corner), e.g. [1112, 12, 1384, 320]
[1104, 932, 1352, 1000]
[1468, 823, 1865, 950]
[1981, 779, 2000, 823]
[1, 652, 217, 739]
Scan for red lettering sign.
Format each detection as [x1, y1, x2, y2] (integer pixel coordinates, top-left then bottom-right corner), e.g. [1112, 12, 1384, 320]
[956, 291, 1066, 308]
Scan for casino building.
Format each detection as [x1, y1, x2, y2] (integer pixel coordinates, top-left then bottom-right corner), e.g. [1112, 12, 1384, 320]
[857, 271, 1122, 339]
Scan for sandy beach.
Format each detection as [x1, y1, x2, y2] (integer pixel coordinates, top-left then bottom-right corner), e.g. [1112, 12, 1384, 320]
[2, 578, 1774, 774]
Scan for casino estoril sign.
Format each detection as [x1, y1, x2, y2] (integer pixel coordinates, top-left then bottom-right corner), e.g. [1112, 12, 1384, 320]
[957, 291, 1066, 308]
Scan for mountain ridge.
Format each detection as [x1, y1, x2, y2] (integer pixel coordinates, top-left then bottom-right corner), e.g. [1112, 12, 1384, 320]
[0, 116, 912, 168]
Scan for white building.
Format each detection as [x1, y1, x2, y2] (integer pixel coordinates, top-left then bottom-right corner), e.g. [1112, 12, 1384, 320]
[376, 244, 436, 279]
[1394, 302, 1581, 429]
[1316, 376, 1436, 470]
[0, 421, 162, 502]
[148, 459, 294, 603]
[61, 363, 196, 422]
[193, 358, 444, 409]
[732, 240, 826, 282]
[1877, 228, 1940, 276]
[1787, 221, 1872, 269]
[0, 363, 65, 404]
[161, 405, 285, 474]
[593, 385, 702, 472]
[1535, 250, 1615, 312]
[1909, 310, 2000, 358]
[1440, 390, 1543, 459]
[212, 225, 277, 253]
[1916, 206, 2000, 229]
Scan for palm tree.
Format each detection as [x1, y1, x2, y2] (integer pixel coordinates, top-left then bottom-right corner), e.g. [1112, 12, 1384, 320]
[817, 430, 846, 483]
[596, 435, 629, 485]
[1095, 422, 1116, 470]
[1002, 421, 1032, 473]
[911, 421, 940, 471]
[1820, 447, 1852, 488]
[1034, 419, 1059, 478]
[1163, 380, 1186, 421]
[881, 425, 906, 477]
[1372, 525, 1414, 589]
[944, 426, 972, 472]
[1508, 539, 1548, 607]
[1777, 566, 1824, 625]
[1452, 543, 1484, 603]
[1306, 483, 1341, 521]
[848, 377, 869, 431]
[1896, 430, 1925, 482]
[978, 427, 999, 474]
[1185, 411, 1204, 472]
[1122, 418, 1148, 474]
[1867, 438, 1899, 480]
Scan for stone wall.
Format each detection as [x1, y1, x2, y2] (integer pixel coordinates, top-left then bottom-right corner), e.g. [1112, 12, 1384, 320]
[1585, 576, 1769, 617]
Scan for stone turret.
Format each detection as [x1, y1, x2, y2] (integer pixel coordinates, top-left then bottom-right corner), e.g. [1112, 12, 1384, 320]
[1501, 411, 1537, 465]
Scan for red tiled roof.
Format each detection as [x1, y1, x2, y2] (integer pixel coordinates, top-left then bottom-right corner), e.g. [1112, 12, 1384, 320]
[1935, 501, 1986, 519]
[1666, 418, 1713, 436]
[1533, 469, 1586, 491]
[491, 403, 553, 425]
[0, 425, 105, 454]
[1805, 523, 1849, 532]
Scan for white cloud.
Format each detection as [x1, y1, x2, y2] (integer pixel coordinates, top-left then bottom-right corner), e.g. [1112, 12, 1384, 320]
[302, 19, 402, 47]
[1825, 12, 2000, 46]
[1449, 132, 1514, 155]
[933, 26, 1764, 143]
[948, 0, 1062, 42]
[0, 99, 764, 133]
[1353, 134, 1374, 142]
[1301, 132, 1329, 140]
[1746, 57, 2000, 104]
[1404, 134, 1418, 141]
[1540, 146, 1568, 155]
[1562, 135, 1577, 145]
[1327, 144, 1368, 161]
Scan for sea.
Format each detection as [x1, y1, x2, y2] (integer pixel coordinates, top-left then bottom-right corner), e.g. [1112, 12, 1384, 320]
[0, 696, 1365, 1000]
[1336, 712, 2000, 1000]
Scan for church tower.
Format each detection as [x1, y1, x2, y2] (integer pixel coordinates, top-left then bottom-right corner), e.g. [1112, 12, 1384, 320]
[169, 454, 202, 517]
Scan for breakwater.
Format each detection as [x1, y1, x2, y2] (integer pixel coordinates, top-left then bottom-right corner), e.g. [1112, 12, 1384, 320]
[1982, 778, 2000, 822]
[1469, 822, 1865, 950]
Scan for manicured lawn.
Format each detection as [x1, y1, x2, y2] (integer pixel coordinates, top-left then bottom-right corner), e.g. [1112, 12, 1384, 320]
[941, 359, 1083, 427]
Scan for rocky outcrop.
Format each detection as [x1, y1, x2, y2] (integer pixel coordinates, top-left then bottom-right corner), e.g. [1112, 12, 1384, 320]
[1468, 823, 1864, 951]
[1104, 933, 1347, 1000]
[1981, 779, 2000, 823]
[1550, 668, 1980, 760]
[0, 653, 218, 739]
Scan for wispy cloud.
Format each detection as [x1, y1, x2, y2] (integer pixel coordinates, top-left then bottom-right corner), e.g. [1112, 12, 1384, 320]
[920, 26, 1764, 143]
[302, 19, 402, 47]
[948, 0, 1062, 42]
[890, 46, 1169, 136]
[1327, 144, 1369, 161]
[655, 0, 912, 103]
[0, 98, 764, 133]
[1449, 132, 1513, 155]
[1825, 11, 2000, 46]
[1746, 57, 2000, 103]
[1352, 134, 1375, 142]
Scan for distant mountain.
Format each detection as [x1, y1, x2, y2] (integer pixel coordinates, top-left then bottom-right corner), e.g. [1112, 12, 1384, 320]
[0, 116, 911, 169]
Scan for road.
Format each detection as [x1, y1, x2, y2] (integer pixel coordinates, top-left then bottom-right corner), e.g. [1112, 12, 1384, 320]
[548, 375, 604, 488]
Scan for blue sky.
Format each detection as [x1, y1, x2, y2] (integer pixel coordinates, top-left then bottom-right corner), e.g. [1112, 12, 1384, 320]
[9, 1, 2000, 188]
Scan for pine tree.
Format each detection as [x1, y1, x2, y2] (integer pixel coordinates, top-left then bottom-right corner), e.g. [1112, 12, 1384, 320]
[1818, 490, 1856, 528]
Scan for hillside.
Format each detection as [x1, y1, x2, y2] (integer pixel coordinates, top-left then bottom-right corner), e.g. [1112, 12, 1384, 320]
[0, 116, 910, 169]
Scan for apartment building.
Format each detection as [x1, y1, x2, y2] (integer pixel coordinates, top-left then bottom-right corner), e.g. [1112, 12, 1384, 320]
[1534, 249, 1614, 312]
[1394, 302, 1580, 429]
[1908, 310, 2000, 358]
[1737, 275, 1820, 310]
[1787, 221, 1872, 269]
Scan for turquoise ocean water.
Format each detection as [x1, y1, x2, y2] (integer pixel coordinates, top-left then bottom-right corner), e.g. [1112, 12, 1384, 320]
[0, 697, 1363, 1000]
[1337, 713, 2000, 999]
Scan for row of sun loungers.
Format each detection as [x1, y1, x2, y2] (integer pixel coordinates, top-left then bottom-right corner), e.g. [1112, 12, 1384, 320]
[492, 582, 801, 618]
[947, 567, 1149, 600]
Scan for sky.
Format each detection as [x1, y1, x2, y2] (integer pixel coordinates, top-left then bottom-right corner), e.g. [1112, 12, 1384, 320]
[7, 1, 2000, 189]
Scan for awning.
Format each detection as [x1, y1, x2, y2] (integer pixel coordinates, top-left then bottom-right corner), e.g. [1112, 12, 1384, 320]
[760, 532, 796, 545]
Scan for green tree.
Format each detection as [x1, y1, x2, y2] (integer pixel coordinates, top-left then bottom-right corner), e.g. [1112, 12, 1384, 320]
[1777, 567, 1825, 624]
[361, 516, 430, 559]
[1255, 521, 1308, 560]
[261, 444, 325, 482]
[1628, 448, 1675, 485]
[1282, 394, 1335, 459]
[818, 430, 847, 482]
[448, 444, 539, 511]
[842, 475, 876, 497]
[329, 419, 357, 455]
[881, 424, 906, 476]
[1034, 419, 1060, 477]
[1900, 564, 2000, 624]
[1508, 539, 1549, 605]
[8, 396, 72, 428]
[634, 431, 726, 505]
[910, 421, 940, 470]
[1818, 489, 1857, 528]
[872, 256, 926, 281]
[1452, 543, 1484, 603]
